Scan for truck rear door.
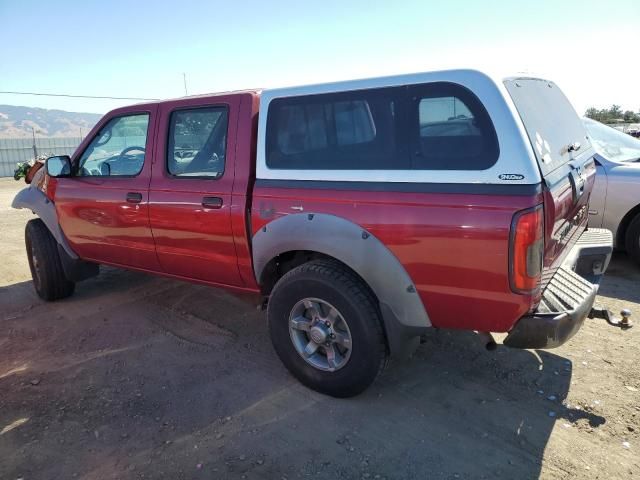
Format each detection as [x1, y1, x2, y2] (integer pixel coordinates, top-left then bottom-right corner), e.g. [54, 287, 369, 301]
[504, 78, 596, 285]
[148, 96, 242, 286]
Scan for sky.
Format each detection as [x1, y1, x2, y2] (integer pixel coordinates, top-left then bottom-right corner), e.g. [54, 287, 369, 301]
[1, 0, 639, 115]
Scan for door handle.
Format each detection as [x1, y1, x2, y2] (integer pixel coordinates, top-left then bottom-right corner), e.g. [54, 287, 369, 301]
[202, 196, 223, 209]
[126, 192, 143, 204]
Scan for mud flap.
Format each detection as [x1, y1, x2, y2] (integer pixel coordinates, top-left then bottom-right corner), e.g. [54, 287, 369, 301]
[379, 303, 427, 359]
[57, 245, 99, 282]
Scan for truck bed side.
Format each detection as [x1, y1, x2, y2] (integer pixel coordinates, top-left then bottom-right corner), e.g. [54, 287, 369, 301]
[251, 185, 542, 332]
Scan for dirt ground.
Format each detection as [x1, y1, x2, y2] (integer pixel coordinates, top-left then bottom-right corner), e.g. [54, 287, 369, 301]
[0, 178, 638, 480]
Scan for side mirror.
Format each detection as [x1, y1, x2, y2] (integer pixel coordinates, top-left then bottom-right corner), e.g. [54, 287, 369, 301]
[46, 155, 72, 178]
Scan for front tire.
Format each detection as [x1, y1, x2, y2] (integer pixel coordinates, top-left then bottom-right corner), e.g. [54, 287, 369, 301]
[25, 219, 75, 301]
[268, 260, 387, 397]
[625, 214, 640, 266]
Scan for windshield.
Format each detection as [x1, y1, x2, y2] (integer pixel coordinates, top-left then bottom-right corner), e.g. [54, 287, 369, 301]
[583, 117, 640, 163]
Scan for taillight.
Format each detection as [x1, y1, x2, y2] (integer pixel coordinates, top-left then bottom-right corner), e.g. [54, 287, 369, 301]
[510, 205, 544, 293]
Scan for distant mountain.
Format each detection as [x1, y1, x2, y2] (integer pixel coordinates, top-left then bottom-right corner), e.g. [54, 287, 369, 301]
[0, 105, 102, 138]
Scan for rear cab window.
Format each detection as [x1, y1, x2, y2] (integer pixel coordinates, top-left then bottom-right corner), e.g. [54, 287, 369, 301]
[504, 78, 591, 176]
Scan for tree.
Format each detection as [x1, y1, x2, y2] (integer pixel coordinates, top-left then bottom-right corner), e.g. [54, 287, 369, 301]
[609, 104, 623, 118]
[585, 105, 640, 124]
[624, 110, 640, 123]
[585, 107, 599, 119]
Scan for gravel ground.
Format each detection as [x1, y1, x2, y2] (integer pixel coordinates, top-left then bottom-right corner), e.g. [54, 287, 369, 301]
[0, 177, 638, 480]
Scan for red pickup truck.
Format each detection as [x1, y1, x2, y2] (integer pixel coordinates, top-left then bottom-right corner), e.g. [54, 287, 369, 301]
[14, 70, 615, 397]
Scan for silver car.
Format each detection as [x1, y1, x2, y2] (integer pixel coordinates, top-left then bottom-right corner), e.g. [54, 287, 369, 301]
[584, 117, 640, 265]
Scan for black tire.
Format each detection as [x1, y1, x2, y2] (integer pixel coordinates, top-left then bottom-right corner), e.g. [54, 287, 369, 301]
[268, 260, 387, 397]
[625, 213, 640, 266]
[25, 219, 75, 301]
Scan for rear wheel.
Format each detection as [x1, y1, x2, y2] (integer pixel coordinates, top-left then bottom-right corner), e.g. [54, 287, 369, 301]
[268, 260, 387, 397]
[25, 219, 75, 301]
[625, 214, 640, 266]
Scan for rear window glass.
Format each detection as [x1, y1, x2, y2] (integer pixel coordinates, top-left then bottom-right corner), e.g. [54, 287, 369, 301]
[412, 86, 498, 170]
[266, 88, 401, 170]
[277, 100, 376, 155]
[265, 82, 499, 171]
[504, 79, 591, 175]
[167, 106, 228, 178]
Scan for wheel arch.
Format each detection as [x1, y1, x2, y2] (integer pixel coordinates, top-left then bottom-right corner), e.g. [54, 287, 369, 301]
[253, 214, 431, 357]
[259, 250, 354, 296]
[13, 186, 98, 281]
[616, 203, 640, 249]
[12, 185, 77, 259]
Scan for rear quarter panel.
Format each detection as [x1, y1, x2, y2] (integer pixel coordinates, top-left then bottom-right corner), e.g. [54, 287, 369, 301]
[600, 161, 640, 246]
[252, 186, 542, 332]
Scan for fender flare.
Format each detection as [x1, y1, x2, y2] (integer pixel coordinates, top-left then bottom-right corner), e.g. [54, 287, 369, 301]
[252, 214, 431, 356]
[12, 185, 78, 259]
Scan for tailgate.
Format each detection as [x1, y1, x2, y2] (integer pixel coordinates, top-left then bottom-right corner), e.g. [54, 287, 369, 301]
[504, 78, 596, 287]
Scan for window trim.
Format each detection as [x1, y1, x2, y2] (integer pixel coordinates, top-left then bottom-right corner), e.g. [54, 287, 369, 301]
[165, 104, 230, 180]
[75, 111, 151, 179]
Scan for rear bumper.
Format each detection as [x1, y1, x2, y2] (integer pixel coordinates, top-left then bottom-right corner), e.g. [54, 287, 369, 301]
[561, 228, 613, 284]
[504, 228, 613, 349]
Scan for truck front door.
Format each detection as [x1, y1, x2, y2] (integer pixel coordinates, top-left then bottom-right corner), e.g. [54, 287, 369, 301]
[54, 106, 160, 270]
[148, 97, 242, 287]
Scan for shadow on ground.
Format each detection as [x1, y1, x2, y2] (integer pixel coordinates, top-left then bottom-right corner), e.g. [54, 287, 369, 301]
[0, 267, 607, 479]
[597, 252, 640, 305]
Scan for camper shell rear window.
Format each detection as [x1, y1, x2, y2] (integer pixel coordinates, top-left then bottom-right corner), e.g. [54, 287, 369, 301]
[504, 78, 591, 176]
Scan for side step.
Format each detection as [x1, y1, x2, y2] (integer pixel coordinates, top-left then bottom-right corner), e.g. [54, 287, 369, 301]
[537, 266, 596, 315]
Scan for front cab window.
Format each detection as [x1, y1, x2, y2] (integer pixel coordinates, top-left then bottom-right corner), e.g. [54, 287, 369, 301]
[77, 113, 150, 177]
